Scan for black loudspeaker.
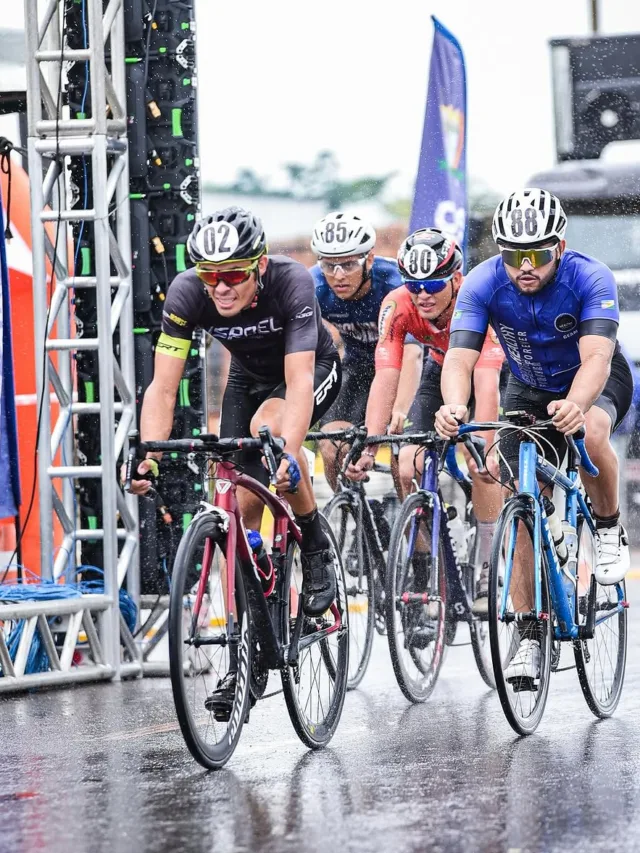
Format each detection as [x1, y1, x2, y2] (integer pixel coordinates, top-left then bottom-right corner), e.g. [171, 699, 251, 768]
[550, 34, 640, 161]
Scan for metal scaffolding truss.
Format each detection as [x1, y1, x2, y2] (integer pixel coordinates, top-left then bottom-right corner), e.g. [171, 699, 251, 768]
[14, 0, 140, 685]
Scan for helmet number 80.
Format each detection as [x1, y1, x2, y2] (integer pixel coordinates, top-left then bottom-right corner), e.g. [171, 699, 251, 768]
[406, 245, 437, 277]
[511, 208, 538, 238]
[324, 221, 348, 244]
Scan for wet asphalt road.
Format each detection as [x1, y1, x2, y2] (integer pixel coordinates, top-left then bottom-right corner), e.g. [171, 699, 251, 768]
[2, 582, 640, 853]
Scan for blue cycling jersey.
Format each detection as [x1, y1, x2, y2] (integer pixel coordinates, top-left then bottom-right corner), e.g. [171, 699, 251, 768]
[311, 256, 402, 365]
[451, 250, 619, 392]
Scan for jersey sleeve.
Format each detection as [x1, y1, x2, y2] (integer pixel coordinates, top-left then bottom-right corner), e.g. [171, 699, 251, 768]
[450, 268, 492, 338]
[282, 264, 319, 355]
[476, 327, 504, 369]
[579, 264, 620, 327]
[157, 274, 198, 359]
[375, 295, 407, 370]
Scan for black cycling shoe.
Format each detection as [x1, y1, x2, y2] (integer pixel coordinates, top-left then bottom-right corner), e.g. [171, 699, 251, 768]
[301, 549, 337, 617]
[204, 671, 254, 723]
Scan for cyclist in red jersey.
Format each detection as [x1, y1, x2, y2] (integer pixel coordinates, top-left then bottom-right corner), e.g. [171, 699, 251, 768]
[348, 228, 503, 612]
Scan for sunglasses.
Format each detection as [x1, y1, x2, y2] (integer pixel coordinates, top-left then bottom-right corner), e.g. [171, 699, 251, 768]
[403, 275, 452, 295]
[500, 246, 557, 269]
[196, 263, 257, 287]
[318, 257, 367, 276]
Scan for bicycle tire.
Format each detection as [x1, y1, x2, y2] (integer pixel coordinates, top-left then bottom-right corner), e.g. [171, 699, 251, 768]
[573, 518, 627, 718]
[281, 513, 349, 748]
[489, 496, 552, 735]
[169, 512, 252, 770]
[385, 492, 447, 704]
[323, 491, 375, 689]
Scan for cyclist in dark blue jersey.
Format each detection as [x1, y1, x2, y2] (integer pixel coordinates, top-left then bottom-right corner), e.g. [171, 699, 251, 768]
[310, 211, 422, 489]
[436, 188, 633, 684]
[436, 187, 632, 584]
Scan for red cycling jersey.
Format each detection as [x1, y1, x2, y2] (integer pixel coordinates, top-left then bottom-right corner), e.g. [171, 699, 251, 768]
[375, 285, 503, 371]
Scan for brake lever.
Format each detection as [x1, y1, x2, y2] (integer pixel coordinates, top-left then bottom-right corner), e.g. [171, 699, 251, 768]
[463, 435, 485, 473]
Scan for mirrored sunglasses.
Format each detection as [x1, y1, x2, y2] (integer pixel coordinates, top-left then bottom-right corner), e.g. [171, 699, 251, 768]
[500, 246, 557, 269]
[318, 257, 367, 276]
[196, 263, 257, 287]
[403, 275, 452, 295]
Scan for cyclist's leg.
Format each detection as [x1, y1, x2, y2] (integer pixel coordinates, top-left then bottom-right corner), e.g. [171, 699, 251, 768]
[580, 351, 634, 583]
[249, 355, 342, 615]
[318, 361, 374, 491]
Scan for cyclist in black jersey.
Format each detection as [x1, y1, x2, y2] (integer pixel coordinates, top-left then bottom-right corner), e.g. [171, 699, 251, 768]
[126, 207, 342, 716]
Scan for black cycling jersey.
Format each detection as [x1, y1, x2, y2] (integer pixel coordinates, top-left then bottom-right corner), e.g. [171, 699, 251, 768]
[158, 255, 335, 382]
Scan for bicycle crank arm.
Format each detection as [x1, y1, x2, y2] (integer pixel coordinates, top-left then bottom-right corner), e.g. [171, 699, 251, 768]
[183, 632, 238, 648]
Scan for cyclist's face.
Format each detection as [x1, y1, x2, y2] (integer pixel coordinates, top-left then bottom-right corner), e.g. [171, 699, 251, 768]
[201, 256, 268, 315]
[503, 240, 565, 293]
[409, 273, 460, 320]
[320, 250, 374, 299]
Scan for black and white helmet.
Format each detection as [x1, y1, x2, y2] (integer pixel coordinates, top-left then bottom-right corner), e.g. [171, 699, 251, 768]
[187, 207, 267, 264]
[310, 211, 376, 258]
[492, 188, 567, 246]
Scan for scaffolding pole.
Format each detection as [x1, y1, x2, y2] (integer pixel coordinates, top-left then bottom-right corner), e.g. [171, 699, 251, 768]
[22, 0, 139, 684]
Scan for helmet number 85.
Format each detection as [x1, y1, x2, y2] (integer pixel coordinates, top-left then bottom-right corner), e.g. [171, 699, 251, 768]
[511, 208, 538, 238]
[324, 221, 348, 243]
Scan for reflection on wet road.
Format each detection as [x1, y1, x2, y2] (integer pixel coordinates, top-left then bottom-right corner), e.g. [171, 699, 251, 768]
[1, 582, 640, 853]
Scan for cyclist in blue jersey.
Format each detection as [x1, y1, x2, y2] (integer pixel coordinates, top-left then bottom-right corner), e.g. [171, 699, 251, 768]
[310, 211, 422, 489]
[435, 189, 633, 680]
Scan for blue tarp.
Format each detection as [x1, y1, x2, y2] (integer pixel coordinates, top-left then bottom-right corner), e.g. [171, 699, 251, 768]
[0, 185, 21, 518]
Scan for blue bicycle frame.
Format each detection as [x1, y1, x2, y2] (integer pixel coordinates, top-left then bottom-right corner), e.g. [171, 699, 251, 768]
[454, 423, 627, 641]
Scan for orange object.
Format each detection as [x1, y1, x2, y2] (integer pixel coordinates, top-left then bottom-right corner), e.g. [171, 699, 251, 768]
[2, 155, 64, 577]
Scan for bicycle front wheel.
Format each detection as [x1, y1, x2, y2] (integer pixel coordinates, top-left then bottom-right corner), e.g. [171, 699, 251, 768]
[169, 512, 252, 770]
[573, 519, 627, 717]
[281, 513, 349, 749]
[385, 492, 447, 704]
[489, 497, 552, 735]
[324, 491, 375, 689]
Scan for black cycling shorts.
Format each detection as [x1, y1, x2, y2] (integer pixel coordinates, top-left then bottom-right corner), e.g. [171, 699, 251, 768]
[405, 356, 477, 433]
[318, 358, 375, 427]
[219, 353, 342, 484]
[499, 349, 633, 475]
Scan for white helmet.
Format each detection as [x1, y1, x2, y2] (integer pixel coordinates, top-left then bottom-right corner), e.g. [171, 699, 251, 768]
[310, 211, 376, 257]
[492, 188, 567, 246]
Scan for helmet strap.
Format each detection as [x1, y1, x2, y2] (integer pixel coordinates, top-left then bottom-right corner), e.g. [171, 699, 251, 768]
[247, 259, 265, 310]
[349, 258, 372, 301]
[432, 280, 456, 323]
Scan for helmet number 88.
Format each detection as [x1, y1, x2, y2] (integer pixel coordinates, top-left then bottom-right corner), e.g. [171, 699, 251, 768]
[511, 208, 538, 238]
[324, 222, 348, 243]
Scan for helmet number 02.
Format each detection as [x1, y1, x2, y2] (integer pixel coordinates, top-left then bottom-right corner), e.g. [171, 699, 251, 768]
[511, 208, 538, 238]
[199, 222, 240, 261]
[323, 221, 348, 244]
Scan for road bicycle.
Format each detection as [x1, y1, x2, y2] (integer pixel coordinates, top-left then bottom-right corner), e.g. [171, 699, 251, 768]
[125, 427, 349, 768]
[307, 426, 395, 689]
[359, 430, 495, 703]
[451, 413, 628, 735]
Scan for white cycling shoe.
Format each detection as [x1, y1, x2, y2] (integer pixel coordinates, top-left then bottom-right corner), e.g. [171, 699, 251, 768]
[505, 638, 541, 684]
[594, 524, 630, 586]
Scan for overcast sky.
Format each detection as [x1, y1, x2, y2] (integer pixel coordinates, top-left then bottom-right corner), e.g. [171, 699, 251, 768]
[6, 1, 640, 199]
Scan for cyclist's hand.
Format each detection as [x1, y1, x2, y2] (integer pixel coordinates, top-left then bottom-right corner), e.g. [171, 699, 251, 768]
[273, 453, 301, 493]
[388, 410, 407, 434]
[548, 399, 585, 434]
[120, 458, 158, 495]
[346, 452, 375, 482]
[435, 404, 467, 439]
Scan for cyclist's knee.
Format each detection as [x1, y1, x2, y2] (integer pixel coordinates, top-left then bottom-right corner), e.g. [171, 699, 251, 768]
[398, 447, 419, 488]
[249, 399, 283, 437]
[584, 406, 612, 451]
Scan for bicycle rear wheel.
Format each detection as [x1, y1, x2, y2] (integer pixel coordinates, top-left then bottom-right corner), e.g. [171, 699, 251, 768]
[573, 518, 627, 717]
[489, 497, 552, 735]
[385, 492, 447, 703]
[169, 512, 252, 770]
[282, 514, 349, 748]
[324, 492, 374, 689]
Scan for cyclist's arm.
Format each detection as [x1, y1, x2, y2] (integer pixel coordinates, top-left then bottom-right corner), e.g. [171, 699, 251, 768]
[566, 333, 615, 412]
[390, 342, 423, 431]
[282, 350, 315, 456]
[365, 296, 409, 447]
[441, 343, 481, 408]
[322, 318, 344, 359]
[365, 367, 402, 444]
[141, 342, 187, 458]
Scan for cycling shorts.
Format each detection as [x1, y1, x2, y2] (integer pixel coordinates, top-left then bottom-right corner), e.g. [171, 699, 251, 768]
[404, 356, 477, 433]
[499, 349, 633, 476]
[318, 358, 376, 427]
[219, 354, 342, 484]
